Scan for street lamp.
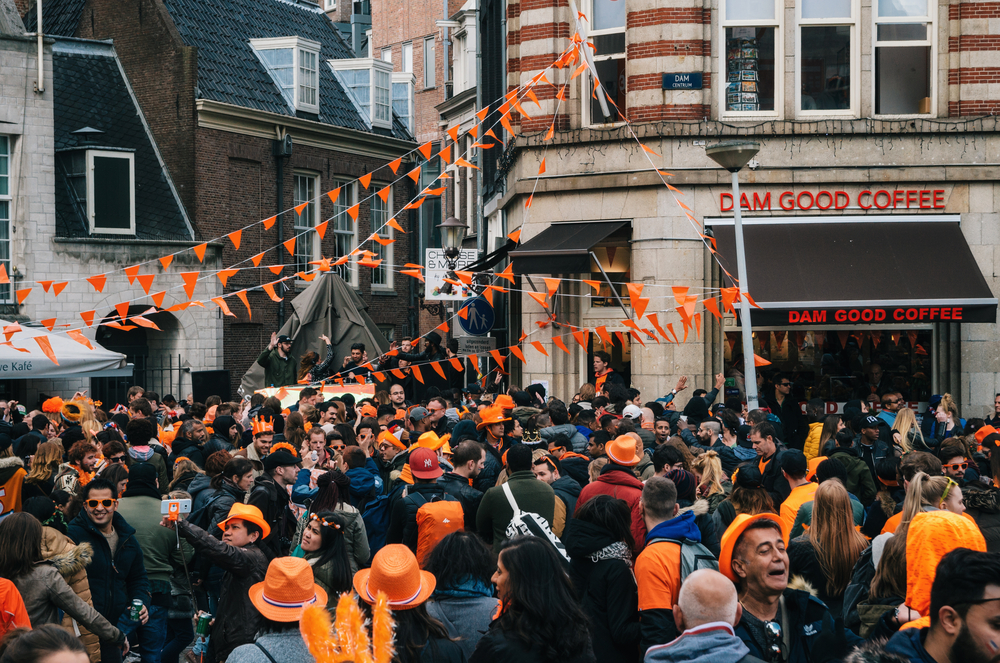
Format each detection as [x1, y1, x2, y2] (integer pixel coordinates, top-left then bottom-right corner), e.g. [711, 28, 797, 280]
[437, 216, 468, 295]
[706, 140, 761, 410]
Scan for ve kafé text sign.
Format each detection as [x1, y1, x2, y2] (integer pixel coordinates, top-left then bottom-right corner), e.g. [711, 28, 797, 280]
[662, 73, 703, 90]
[747, 305, 998, 326]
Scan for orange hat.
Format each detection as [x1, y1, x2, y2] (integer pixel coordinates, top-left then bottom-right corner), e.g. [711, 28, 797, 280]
[415, 431, 447, 451]
[394, 408, 407, 421]
[378, 430, 406, 450]
[495, 394, 515, 410]
[249, 557, 327, 622]
[476, 405, 510, 430]
[719, 513, 783, 582]
[976, 424, 998, 446]
[353, 544, 436, 609]
[806, 456, 827, 481]
[204, 405, 217, 423]
[218, 503, 271, 540]
[359, 403, 378, 419]
[398, 464, 414, 484]
[605, 435, 642, 467]
[251, 416, 275, 437]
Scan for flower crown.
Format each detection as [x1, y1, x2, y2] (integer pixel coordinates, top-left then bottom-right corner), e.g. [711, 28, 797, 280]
[269, 441, 298, 457]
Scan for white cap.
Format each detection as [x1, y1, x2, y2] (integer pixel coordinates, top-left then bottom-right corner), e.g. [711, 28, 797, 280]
[622, 404, 643, 420]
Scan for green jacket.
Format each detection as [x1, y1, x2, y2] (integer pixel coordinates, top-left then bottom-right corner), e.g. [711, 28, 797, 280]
[789, 494, 865, 540]
[476, 470, 556, 553]
[117, 495, 193, 585]
[256, 348, 297, 388]
[829, 447, 878, 506]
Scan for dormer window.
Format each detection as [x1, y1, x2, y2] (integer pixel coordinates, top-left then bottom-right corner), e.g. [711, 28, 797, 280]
[250, 37, 322, 114]
[59, 148, 136, 235]
[329, 58, 393, 130]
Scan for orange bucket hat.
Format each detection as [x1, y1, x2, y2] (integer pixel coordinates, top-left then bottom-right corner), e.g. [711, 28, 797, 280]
[249, 557, 328, 621]
[218, 502, 271, 540]
[476, 405, 510, 430]
[605, 434, 642, 466]
[719, 513, 784, 582]
[353, 544, 436, 609]
[494, 394, 515, 410]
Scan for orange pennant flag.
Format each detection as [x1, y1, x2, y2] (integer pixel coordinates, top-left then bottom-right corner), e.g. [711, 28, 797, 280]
[583, 279, 602, 293]
[595, 325, 614, 347]
[181, 272, 199, 299]
[87, 274, 107, 292]
[721, 287, 739, 315]
[507, 230, 521, 245]
[572, 329, 590, 349]
[347, 203, 360, 221]
[326, 188, 340, 205]
[159, 254, 174, 270]
[447, 125, 460, 142]
[457, 306, 468, 320]
[67, 329, 93, 350]
[228, 230, 242, 251]
[485, 128, 500, 142]
[497, 263, 514, 283]
[450, 357, 465, 372]
[36, 279, 51, 291]
[115, 301, 130, 321]
[626, 282, 644, 302]
[411, 364, 424, 384]
[130, 316, 162, 331]
[15, 288, 30, 305]
[40, 318, 56, 331]
[2, 323, 20, 342]
[125, 265, 140, 285]
[0, 264, 10, 285]
[211, 297, 236, 317]
[632, 296, 650, 320]
[80, 310, 95, 327]
[430, 361, 447, 379]
[252, 251, 266, 267]
[418, 142, 433, 159]
[553, 336, 570, 354]
[313, 220, 328, 240]
[269, 265, 284, 276]
[694, 312, 702, 339]
[754, 353, 772, 367]
[387, 218, 406, 233]
[476, 106, 489, 122]
[377, 186, 391, 203]
[672, 286, 689, 308]
[641, 144, 661, 157]
[194, 243, 207, 262]
[530, 340, 548, 356]
[488, 349, 506, 369]
[372, 371, 386, 382]
[388, 158, 402, 174]
[359, 173, 372, 190]
[283, 238, 296, 256]
[400, 269, 425, 281]
[742, 292, 764, 309]
[647, 313, 670, 342]
[524, 195, 533, 209]
[544, 124, 554, 141]
[151, 291, 166, 308]
[629, 330, 646, 348]
[53, 282, 68, 296]
[217, 269, 238, 287]
[509, 345, 526, 364]
[406, 167, 422, 184]
[391, 368, 406, 380]
[703, 297, 722, 320]
[136, 274, 155, 294]
[294, 202, 308, 216]
[34, 336, 58, 365]
[665, 323, 680, 344]
[263, 283, 282, 302]
[295, 271, 317, 282]
[436, 321, 450, 333]
[482, 288, 494, 306]
[263, 215, 277, 230]
[528, 291, 548, 308]
[455, 157, 478, 170]
[236, 290, 252, 319]
[539, 158, 546, 175]
[500, 112, 516, 136]
[557, 85, 567, 101]
[439, 145, 452, 164]
[543, 277, 561, 297]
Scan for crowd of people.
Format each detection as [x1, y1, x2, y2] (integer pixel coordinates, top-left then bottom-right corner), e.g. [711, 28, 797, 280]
[0, 336, 999, 663]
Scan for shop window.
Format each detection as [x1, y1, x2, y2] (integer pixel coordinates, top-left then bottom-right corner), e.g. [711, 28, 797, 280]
[721, 0, 780, 116]
[0, 136, 9, 303]
[293, 172, 320, 273]
[332, 179, 358, 286]
[330, 58, 394, 129]
[250, 37, 322, 114]
[586, 0, 626, 125]
[874, 0, 933, 115]
[797, 0, 857, 115]
[371, 183, 393, 289]
[589, 242, 631, 309]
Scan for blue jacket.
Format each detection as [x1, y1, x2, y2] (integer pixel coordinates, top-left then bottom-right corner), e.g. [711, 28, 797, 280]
[646, 510, 702, 544]
[884, 627, 937, 663]
[67, 511, 150, 624]
[346, 461, 383, 507]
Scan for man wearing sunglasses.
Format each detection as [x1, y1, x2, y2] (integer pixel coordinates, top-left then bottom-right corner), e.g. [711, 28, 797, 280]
[939, 443, 971, 484]
[68, 478, 150, 663]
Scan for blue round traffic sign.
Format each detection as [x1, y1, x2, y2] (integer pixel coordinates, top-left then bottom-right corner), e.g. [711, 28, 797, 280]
[459, 297, 495, 336]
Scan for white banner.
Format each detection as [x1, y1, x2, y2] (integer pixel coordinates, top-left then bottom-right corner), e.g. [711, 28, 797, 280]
[424, 248, 479, 301]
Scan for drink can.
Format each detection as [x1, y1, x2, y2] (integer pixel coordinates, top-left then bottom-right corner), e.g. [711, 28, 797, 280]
[196, 612, 212, 636]
[129, 599, 143, 621]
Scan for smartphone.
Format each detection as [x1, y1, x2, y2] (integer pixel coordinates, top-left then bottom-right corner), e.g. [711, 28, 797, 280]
[679, 415, 688, 423]
[160, 499, 192, 515]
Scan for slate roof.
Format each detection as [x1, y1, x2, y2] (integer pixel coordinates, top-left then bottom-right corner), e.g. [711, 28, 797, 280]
[162, 0, 413, 140]
[22, 0, 87, 36]
[52, 39, 193, 240]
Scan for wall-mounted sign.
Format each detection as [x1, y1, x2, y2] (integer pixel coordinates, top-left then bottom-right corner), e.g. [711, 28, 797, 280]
[721, 189, 947, 213]
[662, 73, 703, 90]
[746, 305, 995, 326]
[424, 248, 479, 301]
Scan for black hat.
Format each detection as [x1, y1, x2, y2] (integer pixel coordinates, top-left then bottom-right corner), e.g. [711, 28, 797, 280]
[862, 415, 880, 430]
[424, 331, 442, 346]
[779, 449, 808, 477]
[263, 449, 300, 472]
[737, 424, 754, 449]
[512, 390, 533, 407]
[0, 432, 13, 455]
[734, 464, 763, 489]
[276, 334, 292, 344]
[683, 397, 709, 427]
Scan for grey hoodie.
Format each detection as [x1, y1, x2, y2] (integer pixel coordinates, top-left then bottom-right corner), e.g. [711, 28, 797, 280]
[644, 623, 760, 663]
[540, 423, 589, 453]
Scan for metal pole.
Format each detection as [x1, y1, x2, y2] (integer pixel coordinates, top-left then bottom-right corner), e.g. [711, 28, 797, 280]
[732, 170, 758, 410]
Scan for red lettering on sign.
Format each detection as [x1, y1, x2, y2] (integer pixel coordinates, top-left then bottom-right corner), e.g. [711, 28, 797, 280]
[919, 190, 931, 209]
[933, 190, 945, 208]
[930, 308, 939, 320]
[753, 192, 772, 210]
[789, 311, 800, 323]
[893, 190, 904, 208]
[835, 191, 850, 209]
[954, 308, 963, 320]
[797, 191, 814, 210]
[893, 309, 904, 320]
[816, 191, 834, 210]
[720, 193, 733, 212]
[875, 190, 891, 209]
[875, 309, 886, 321]
[740, 193, 751, 209]
[906, 190, 917, 208]
[906, 308, 918, 320]
[859, 191, 872, 209]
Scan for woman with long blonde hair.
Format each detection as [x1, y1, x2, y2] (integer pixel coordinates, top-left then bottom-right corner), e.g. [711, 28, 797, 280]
[22, 442, 62, 499]
[691, 451, 728, 514]
[896, 471, 964, 540]
[892, 407, 924, 453]
[787, 480, 869, 615]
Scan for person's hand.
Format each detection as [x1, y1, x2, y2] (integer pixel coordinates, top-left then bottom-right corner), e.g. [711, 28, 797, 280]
[301, 452, 317, 470]
[139, 605, 149, 625]
[715, 373, 725, 390]
[268, 332, 277, 350]
[892, 604, 920, 626]
[121, 637, 130, 655]
[342, 356, 350, 367]
[936, 409, 949, 423]
[494, 373, 502, 385]
[306, 373, 313, 382]
[159, 514, 177, 530]
[675, 376, 688, 392]
[390, 340, 399, 351]
[319, 334, 330, 344]
[72, 390, 87, 400]
[676, 418, 689, 431]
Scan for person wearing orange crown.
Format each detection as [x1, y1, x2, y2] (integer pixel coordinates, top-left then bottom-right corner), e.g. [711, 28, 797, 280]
[233, 416, 275, 479]
[475, 405, 513, 492]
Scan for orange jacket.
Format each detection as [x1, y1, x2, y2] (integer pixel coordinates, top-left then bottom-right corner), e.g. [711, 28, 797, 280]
[0, 578, 30, 636]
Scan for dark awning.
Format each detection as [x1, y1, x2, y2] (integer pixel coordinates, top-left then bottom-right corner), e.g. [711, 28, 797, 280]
[510, 220, 629, 274]
[709, 216, 997, 325]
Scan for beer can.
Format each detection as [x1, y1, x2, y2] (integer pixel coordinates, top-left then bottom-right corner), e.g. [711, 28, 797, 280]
[196, 613, 212, 636]
[129, 599, 143, 622]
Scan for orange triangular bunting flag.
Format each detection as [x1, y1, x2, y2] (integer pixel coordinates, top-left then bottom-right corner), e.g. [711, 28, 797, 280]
[430, 361, 447, 379]
[294, 202, 309, 216]
[67, 329, 93, 350]
[436, 321, 450, 333]
[418, 142, 433, 159]
[212, 297, 236, 317]
[543, 277, 561, 297]
[268, 264, 284, 276]
[528, 291, 548, 308]
[539, 158, 546, 175]
[129, 317, 161, 331]
[544, 124, 554, 141]
[482, 288, 494, 306]
[583, 279, 601, 293]
[507, 229, 521, 243]
[553, 336, 570, 354]
[217, 269, 238, 287]
[703, 298, 722, 320]
[359, 173, 372, 190]
[40, 318, 56, 331]
[313, 220, 328, 240]
[263, 283, 282, 302]
[159, 255, 174, 270]
[476, 106, 489, 122]
[411, 364, 424, 384]
[595, 325, 614, 347]
[136, 274, 155, 294]
[193, 243, 207, 262]
[455, 157, 478, 170]
[181, 272, 199, 299]
[325, 188, 341, 205]
[151, 291, 166, 308]
[509, 345, 526, 364]
[407, 166, 421, 183]
[263, 215, 277, 230]
[633, 296, 650, 320]
[347, 204, 360, 221]
[754, 353, 772, 367]
[115, 301, 130, 321]
[497, 263, 514, 283]
[572, 329, 589, 349]
[87, 274, 106, 292]
[34, 336, 58, 365]
[457, 306, 468, 320]
[124, 265, 140, 285]
[530, 340, 548, 356]
[252, 252, 265, 267]
[227, 230, 242, 251]
[388, 158, 402, 174]
[377, 186, 391, 204]
[15, 288, 30, 305]
[439, 145, 452, 164]
[236, 290, 252, 319]
[283, 238, 296, 256]
[53, 282, 67, 296]
[390, 368, 406, 379]
[387, 218, 405, 233]
[80, 310, 95, 327]
[447, 125, 460, 142]
[0, 265, 10, 285]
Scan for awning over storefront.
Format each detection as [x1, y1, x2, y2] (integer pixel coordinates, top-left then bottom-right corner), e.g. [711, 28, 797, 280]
[0, 320, 131, 379]
[708, 215, 998, 325]
[510, 220, 630, 274]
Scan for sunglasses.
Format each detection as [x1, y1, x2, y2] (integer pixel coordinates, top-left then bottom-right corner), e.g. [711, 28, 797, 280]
[943, 462, 968, 471]
[778, 382, 792, 387]
[85, 499, 117, 509]
[331, 444, 346, 451]
[109, 456, 126, 464]
[765, 620, 783, 659]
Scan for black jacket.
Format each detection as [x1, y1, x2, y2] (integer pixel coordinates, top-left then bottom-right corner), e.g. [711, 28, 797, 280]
[67, 511, 150, 624]
[964, 485, 1000, 553]
[852, 437, 893, 489]
[247, 474, 293, 557]
[386, 482, 460, 551]
[475, 436, 514, 493]
[562, 520, 640, 663]
[207, 478, 247, 536]
[559, 452, 592, 488]
[168, 436, 206, 469]
[470, 626, 596, 663]
[760, 444, 792, 505]
[177, 519, 268, 663]
[203, 433, 235, 458]
[552, 475, 583, 518]
[765, 393, 805, 449]
[437, 471, 484, 533]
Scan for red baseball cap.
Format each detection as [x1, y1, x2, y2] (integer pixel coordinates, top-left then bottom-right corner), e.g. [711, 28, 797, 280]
[409, 447, 442, 479]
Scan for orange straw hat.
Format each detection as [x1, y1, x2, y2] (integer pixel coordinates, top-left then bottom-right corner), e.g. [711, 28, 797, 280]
[605, 435, 642, 466]
[476, 405, 510, 430]
[218, 503, 271, 540]
[249, 557, 328, 621]
[353, 544, 436, 609]
[719, 513, 784, 582]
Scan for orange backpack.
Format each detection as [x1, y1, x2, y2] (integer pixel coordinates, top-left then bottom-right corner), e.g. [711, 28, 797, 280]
[411, 493, 465, 567]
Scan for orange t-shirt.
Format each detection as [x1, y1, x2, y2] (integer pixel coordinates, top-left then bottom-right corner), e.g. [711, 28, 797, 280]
[636, 540, 682, 610]
[758, 455, 771, 475]
[0, 467, 25, 519]
[780, 482, 819, 541]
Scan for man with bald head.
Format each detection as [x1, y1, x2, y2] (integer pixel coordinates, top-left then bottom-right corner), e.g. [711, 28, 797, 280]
[644, 569, 764, 663]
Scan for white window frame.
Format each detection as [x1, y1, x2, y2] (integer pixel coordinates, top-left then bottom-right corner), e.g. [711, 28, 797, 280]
[402, 42, 413, 73]
[332, 179, 358, 287]
[719, 0, 783, 119]
[293, 171, 321, 273]
[324, 0, 335, 10]
[583, 0, 626, 128]
[250, 37, 322, 114]
[465, 135, 475, 233]
[0, 136, 11, 304]
[424, 36, 436, 88]
[795, 0, 860, 118]
[381, 47, 392, 63]
[392, 72, 415, 134]
[370, 183, 394, 290]
[329, 58, 394, 130]
[87, 150, 135, 235]
[872, 0, 936, 117]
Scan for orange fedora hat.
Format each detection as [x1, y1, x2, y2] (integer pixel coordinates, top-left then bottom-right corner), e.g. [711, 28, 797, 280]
[218, 502, 271, 540]
[353, 544, 435, 609]
[249, 557, 328, 621]
[605, 434, 642, 467]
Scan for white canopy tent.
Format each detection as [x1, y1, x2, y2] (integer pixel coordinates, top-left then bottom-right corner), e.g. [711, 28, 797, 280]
[0, 321, 130, 379]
